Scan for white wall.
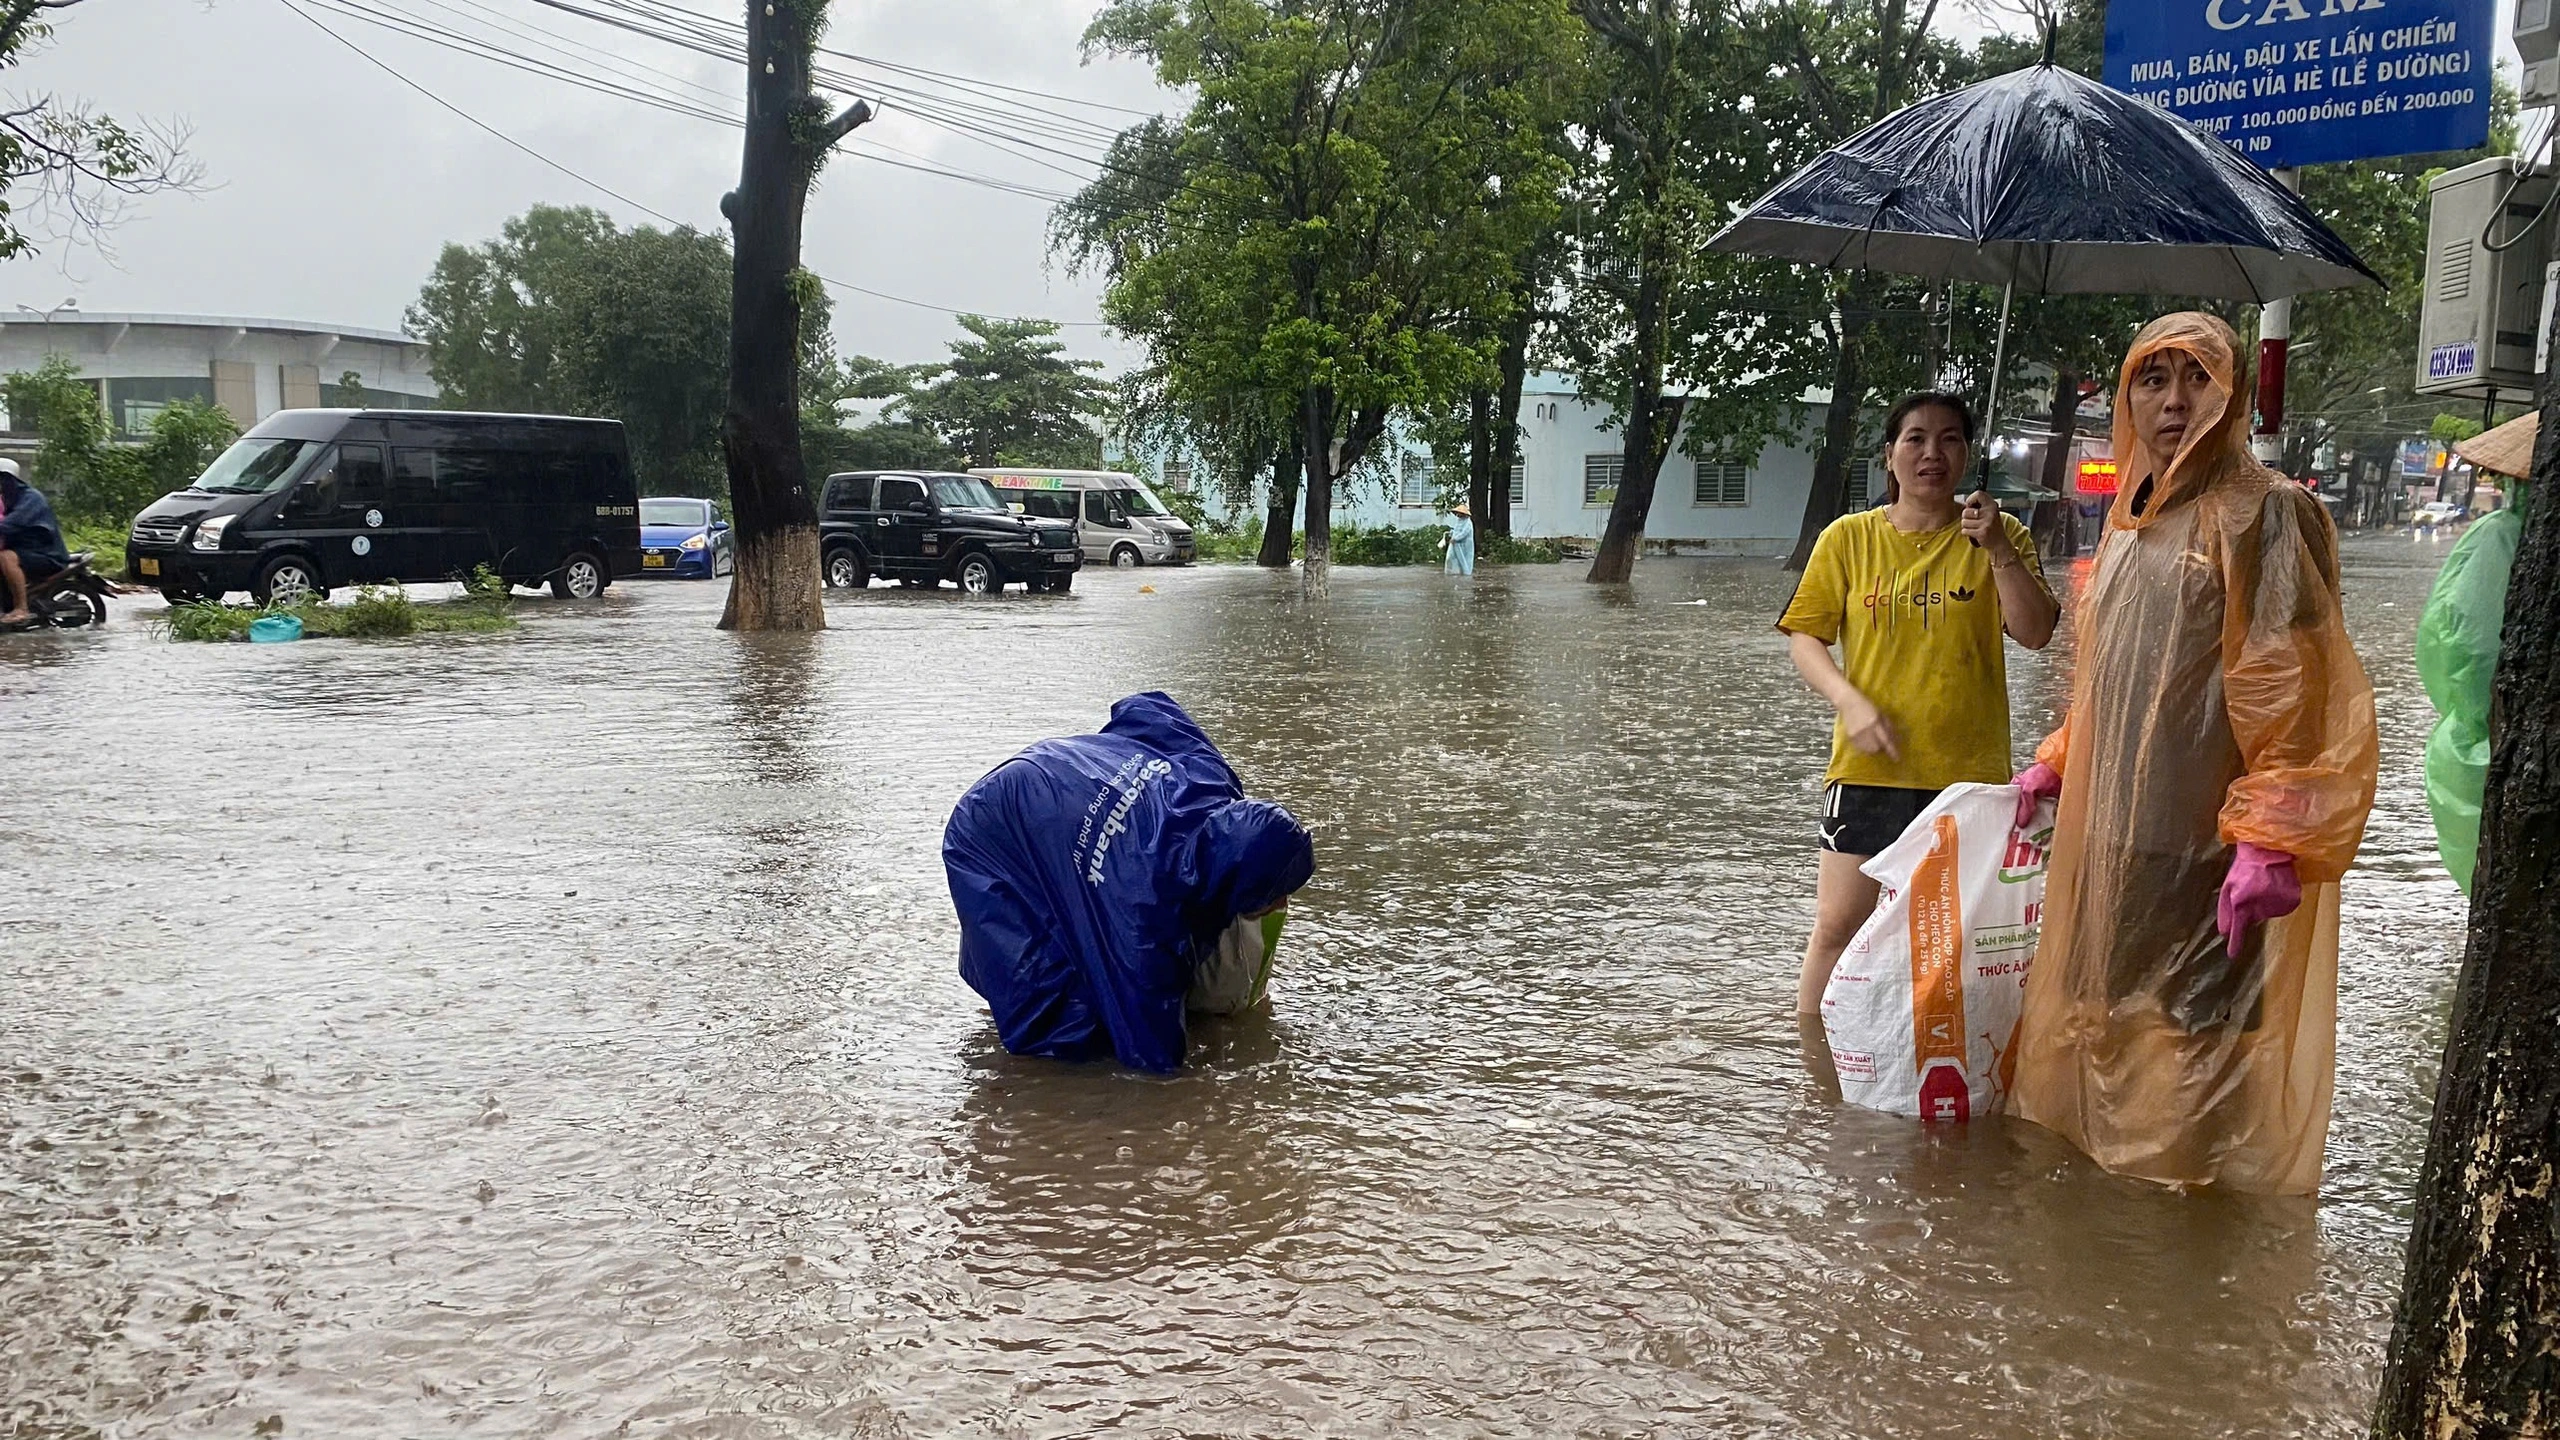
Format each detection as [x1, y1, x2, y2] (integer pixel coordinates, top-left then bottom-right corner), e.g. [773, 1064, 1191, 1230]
[1115, 374, 1835, 556]
[0, 315, 437, 434]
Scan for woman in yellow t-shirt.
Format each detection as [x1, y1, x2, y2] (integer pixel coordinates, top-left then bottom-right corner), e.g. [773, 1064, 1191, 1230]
[1776, 392, 2061, 1017]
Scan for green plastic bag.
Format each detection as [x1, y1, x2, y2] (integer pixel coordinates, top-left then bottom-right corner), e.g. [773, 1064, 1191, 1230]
[2416, 508, 2523, 892]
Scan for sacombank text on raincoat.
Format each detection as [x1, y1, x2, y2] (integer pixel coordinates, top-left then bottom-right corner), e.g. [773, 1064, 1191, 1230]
[2007, 312, 2379, 1196]
[944, 692, 1316, 1073]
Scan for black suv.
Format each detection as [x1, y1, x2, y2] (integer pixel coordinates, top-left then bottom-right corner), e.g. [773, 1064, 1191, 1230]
[818, 471, 1082, 594]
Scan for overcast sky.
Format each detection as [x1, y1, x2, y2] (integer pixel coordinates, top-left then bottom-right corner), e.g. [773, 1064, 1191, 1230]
[11, 1, 2517, 373]
[15, 0, 1185, 367]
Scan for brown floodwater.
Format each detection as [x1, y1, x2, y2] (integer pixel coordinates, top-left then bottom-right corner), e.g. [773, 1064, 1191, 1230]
[0, 536, 2467, 1438]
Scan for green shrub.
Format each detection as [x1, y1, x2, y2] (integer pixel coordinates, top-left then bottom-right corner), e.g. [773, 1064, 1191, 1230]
[336, 585, 419, 637]
[1331, 521, 1443, 567]
[1196, 515, 1267, 562]
[163, 601, 251, 642]
[1483, 533, 1567, 565]
[63, 521, 128, 580]
[159, 589, 516, 643]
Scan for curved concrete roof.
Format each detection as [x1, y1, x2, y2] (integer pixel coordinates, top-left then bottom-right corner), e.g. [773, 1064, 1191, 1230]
[0, 310, 419, 346]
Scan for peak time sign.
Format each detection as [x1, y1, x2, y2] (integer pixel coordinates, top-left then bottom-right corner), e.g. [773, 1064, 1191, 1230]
[2105, 0, 2492, 168]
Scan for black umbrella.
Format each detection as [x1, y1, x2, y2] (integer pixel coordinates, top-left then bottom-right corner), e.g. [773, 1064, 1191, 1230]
[1706, 54, 2380, 478]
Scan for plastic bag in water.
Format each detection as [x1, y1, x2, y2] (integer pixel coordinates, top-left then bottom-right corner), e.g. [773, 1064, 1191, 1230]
[1822, 783, 2050, 1122]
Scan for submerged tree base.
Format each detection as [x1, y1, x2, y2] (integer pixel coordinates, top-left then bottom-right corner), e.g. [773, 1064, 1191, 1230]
[717, 528, 826, 631]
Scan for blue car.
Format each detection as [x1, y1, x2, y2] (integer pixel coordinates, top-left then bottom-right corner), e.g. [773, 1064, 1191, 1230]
[638, 496, 732, 578]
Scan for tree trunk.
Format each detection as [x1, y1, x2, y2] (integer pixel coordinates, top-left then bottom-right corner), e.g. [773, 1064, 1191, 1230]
[1787, 323, 1868, 572]
[2372, 372, 2560, 1437]
[1259, 443, 1301, 568]
[1467, 387, 1495, 529]
[1589, 267, 1675, 585]
[2033, 370, 2080, 559]
[1489, 303, 1531, 540]
[716, 0, 864, 631]
[1300, 385, 1336, 599]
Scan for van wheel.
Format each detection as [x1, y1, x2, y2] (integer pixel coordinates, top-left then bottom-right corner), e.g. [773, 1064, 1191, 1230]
[955, 552, 1001, 595]
[1110, 545, 1143, 569]
[253, 555, 323, 608]
[552, 551, 607, 599]
[825, 547, 868, 589]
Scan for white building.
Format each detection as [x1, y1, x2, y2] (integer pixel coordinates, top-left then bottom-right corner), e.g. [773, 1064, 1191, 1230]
[0, 308, 438, 440]
[1119, 371, 1878, 558]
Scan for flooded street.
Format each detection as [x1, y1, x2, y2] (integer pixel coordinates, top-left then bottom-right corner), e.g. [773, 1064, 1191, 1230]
[3, 537, 2465, 1438]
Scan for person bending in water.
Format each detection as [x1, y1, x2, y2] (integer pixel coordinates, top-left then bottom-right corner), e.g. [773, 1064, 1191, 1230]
[1777, 392, 2059, 1019]
[944, 692, 1316, 1073]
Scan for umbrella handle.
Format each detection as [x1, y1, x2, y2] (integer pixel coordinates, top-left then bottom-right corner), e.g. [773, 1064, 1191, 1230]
[1966, 455, 1991, 547]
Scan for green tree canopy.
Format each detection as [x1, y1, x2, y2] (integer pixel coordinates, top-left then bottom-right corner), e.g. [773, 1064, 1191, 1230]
[896, 315, 1106, 469]
[407, 204, 827, 496]
[1070, 0, 1575, 592]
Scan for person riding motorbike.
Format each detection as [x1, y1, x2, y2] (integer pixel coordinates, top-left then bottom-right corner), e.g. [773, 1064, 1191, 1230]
[0, 459, 71, 628]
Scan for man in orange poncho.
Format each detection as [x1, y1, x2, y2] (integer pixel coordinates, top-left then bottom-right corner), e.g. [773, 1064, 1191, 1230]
[2007, 312, 2379, 1196]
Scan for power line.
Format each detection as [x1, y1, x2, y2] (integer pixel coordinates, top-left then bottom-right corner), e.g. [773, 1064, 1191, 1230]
[277, 0, 1114, 327]
[296, 0, 1106, 204]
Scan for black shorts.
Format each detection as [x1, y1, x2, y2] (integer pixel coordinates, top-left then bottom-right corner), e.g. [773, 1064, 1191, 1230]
[1820, 783, 1940, 856]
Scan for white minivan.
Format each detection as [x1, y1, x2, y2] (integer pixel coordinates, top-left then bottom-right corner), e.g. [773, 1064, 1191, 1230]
[974, 468, 1196, 568]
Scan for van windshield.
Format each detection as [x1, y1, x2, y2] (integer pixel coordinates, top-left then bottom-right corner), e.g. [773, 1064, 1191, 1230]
[930, 476, 1005, 511]
[193, 437, 315, 494]
[1120, 482, 1173, 518]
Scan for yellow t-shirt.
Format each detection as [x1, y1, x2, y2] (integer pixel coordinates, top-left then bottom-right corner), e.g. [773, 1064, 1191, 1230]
[1776, 507, 2048, 790]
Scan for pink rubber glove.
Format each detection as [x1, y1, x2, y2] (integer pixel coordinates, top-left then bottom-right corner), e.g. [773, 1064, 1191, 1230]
[2011, 763, 2061, 829]
[2216, 843, 2302, 958]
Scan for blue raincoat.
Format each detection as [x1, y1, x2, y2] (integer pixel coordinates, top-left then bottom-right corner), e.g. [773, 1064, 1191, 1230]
[1443, 514, 1476, 574]
[945, 692, 1316, 1072]
[0, 472, 70, 573]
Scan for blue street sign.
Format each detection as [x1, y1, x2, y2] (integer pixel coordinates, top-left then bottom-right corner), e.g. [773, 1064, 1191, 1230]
[2105, 0, 2492, 168]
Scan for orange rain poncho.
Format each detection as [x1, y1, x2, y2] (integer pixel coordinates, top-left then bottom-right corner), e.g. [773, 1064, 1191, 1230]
[2008, 313, 2379, 1196]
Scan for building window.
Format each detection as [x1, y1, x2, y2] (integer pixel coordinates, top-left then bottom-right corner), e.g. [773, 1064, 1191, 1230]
[1583, 453, 1622, 508]
[100, 377, 218, 439]
[1508, 458, 1526, 506]
[1694, 460, 1749, 507]
[1161, 460, 1193, 494]
[1399, 451, 1434, 507]
[1848, 457, 1875, 509]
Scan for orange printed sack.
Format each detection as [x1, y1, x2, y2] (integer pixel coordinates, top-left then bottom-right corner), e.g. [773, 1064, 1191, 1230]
[1822, 783, 2051, 1121]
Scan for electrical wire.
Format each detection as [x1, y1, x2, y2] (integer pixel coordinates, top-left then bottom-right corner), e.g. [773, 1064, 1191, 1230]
[277, 0, 1113, 325]
[297, 0, 1097, 203]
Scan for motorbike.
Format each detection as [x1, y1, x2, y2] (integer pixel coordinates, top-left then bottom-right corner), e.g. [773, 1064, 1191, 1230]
[5, 552, 111, 630]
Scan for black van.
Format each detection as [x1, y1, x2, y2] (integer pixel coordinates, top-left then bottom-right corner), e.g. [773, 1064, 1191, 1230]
[818, 471, 1081, 594]
[126, 410, 641, 606]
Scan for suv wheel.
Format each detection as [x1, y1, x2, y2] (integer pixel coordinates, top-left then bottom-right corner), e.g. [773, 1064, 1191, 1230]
[955, 552, 1002, 595]
[825, 546, 869, 589]
[253, 554, 323, 608]
[1110, 544, 1143, 569]
[552, 551, 607, 599]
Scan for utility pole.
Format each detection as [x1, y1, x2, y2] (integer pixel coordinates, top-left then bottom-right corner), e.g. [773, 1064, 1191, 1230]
[716, 0, 870, 632]
[2252, 166, 2300, 468]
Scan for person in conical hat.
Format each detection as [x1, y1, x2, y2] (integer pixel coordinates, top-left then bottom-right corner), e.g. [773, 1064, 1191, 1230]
[1442, 500, 1476, 575]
